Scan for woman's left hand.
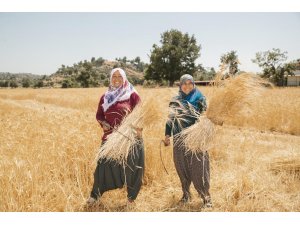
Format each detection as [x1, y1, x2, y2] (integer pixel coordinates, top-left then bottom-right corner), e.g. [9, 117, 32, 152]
[133, 127, 143, 138]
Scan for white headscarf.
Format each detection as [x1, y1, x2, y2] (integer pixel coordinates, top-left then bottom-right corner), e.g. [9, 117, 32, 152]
[102, 68, 138, 112]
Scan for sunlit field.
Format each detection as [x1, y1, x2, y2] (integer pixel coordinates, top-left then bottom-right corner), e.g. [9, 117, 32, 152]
[0, 87, 299, 211]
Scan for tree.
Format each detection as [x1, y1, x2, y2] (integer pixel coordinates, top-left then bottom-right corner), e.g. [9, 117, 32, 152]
[10, 80, 18, 88]
[220, 50, 239, 76]
[288, 58, 300, 71]
[145, 29, 201, 86]
[0, 80, 9, 87]
[208, 67, 216, 79]
[95, 57, 105, 67]
[252, 48, 296, 86]
[22, 78, 31, 88]
[194, 65, 216, 81]
[34, 80, 44, 88]
[62, 79, 73, 88]
[134, 56, 141, 64]
[297, 59, 300, 70]
[132, 56, 146, 72]
[76, 68, 90, 88]
[103, 79, 109, 87]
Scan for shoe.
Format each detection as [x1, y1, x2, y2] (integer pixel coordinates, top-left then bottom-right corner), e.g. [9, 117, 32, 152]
[86, 197, 97, 206]
[202, 196, 213, 208]
[203, 201, 213, 208]
[128, 198, 135, 203]
[179, 193, 191, 204]
[126, 199, 136, 211]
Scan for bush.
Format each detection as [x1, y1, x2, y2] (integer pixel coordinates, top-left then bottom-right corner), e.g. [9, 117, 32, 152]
[103, 79, 110, 87]
[22, 78, 31, 88]
[34, 80, 44, 88]
[0, 80, 9, 87]
[61, 79, 73, 88]
[10, 80, 18, 88]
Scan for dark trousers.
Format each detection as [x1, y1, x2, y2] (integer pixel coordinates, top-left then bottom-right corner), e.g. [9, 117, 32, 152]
[173, 136, 210, 201]
[91, 139, 144, 201]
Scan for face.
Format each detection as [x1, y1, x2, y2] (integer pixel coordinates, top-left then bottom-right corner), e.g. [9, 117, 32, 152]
[181, 80, 194, 95]
[111, 70, 123, 88]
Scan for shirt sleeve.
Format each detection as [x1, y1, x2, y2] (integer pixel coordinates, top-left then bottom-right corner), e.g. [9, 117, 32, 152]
[96, 95, 105, 126]
[165, 122, 172, 136]
[130, 92, 141, 109]
[199, 96, 207, 113]
[165, 101, 177, 137]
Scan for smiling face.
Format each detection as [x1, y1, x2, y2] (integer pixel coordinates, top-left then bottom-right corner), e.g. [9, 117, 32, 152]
[181, 80, 194, 95]
[111, 70, 123, 88]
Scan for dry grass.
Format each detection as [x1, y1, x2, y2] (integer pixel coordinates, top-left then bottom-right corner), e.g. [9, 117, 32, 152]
[270, 159, 300, 177]
[0, 86, 300, 212]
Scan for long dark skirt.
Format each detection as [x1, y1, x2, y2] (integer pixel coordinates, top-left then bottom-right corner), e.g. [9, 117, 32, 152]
[90, 139, 144, 201]
[173, 135, 210, 201]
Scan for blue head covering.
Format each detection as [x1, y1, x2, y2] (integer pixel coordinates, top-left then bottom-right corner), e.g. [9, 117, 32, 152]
[178, 74, 205, 111]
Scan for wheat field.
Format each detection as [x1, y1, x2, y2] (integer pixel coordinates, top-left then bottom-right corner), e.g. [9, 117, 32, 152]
[0, 87, 300, 212]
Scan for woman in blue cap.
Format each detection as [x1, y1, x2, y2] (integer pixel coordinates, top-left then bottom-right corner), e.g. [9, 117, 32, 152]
[164, 74, 212, 208]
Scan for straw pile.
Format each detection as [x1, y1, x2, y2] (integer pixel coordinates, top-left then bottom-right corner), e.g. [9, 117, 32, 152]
[206, 73, 270, 125]
[96, 97, 159, 164]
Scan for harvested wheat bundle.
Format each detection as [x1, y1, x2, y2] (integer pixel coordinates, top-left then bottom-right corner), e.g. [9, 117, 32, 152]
[96, 97, 159, 164]
[206, 73, 270, 125]
[166, 100, 200, 134]
[178, 115, 216, 154]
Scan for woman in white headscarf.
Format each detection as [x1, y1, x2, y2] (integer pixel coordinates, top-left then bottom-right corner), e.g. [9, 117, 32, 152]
[87, 68, 144, 206]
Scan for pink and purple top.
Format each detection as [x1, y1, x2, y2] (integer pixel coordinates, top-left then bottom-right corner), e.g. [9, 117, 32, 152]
[96, 68, 141, 141]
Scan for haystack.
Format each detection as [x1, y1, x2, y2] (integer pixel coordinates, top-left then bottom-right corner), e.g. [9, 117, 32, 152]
[206, 73, 270, 125]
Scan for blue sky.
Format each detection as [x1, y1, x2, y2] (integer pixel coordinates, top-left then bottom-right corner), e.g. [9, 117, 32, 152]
[0, 12, 299, 75]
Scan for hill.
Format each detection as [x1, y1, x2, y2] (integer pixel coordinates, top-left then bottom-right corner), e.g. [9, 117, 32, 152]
[0, 57, 146, 88]
[49, 59, 145, 88]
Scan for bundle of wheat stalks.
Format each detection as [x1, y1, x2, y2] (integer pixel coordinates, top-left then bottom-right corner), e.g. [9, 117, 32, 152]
[178, 115, 216, 153]
[96, 97, 159, 164]
[180, 73, 270, 154]
[206, 72, 270, 125]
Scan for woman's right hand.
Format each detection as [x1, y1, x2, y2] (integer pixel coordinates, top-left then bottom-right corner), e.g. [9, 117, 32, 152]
[100, 121, 111, 131]
[164, 135, 170, 146]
